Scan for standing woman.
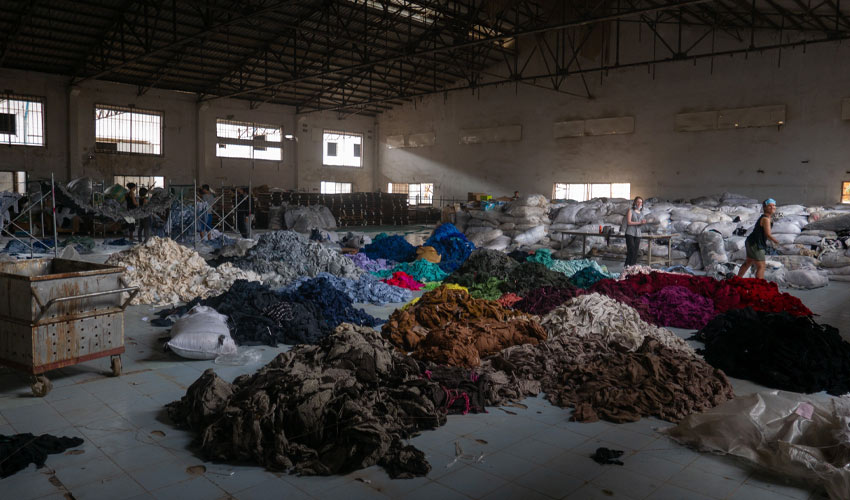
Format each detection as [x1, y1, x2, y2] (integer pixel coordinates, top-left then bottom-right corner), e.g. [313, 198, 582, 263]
[125, 183, 139, 242]
[737, 198, 780, 279]
[623, 196, 646, 267]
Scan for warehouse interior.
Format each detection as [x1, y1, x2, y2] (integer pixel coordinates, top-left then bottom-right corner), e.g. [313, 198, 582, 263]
[2, 0, 850, 499]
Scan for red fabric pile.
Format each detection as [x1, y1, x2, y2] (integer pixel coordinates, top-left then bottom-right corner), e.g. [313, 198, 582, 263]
[497, 293, 523, 308]
[589, 272, 811, 325]
[382, 271, 424, 290]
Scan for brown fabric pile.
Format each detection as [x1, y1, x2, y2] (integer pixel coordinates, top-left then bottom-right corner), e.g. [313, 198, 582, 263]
[479, 295, 734, 423]
[382, 287, 546, 367]
[168, 324, 470, 478]
[416, 245, 441, 263]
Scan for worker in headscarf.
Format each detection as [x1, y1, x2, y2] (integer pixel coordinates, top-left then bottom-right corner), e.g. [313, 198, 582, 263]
[737, 198, 780, 279]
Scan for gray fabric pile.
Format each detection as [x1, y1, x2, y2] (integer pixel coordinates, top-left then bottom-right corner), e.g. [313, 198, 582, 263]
[54, 177, 173, 221]
[284, 205, 337, 233]
[230, 230, 363, 286]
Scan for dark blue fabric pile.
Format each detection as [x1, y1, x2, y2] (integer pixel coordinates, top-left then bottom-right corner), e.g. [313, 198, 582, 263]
[279, 276, 383, 328]
[361, 234, 417, 263]
[3, 239, 54, 254]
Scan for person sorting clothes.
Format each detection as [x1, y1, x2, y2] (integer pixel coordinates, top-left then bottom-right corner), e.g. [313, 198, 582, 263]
[623, 196, 647, 267]
[737, 198, 780, 280]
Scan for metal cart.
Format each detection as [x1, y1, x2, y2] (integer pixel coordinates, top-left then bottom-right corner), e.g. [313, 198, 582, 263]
[0, 258, 138, 396]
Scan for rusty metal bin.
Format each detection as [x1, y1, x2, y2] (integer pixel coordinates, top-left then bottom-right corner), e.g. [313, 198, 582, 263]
[0, 258, 138, 395]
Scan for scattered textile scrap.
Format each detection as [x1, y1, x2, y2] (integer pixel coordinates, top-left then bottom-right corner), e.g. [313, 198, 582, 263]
[167, 324, 486, 478]
[382, 287, 546, 367]
[382, 271, 424, 290]
[361, 234, 417, 263]
[0, 433, 85, 478]
[106, 237, 261, 305]
[696, 308, 850, 395]
[591, 448, 624, 466]
[372, 259, 449, 283]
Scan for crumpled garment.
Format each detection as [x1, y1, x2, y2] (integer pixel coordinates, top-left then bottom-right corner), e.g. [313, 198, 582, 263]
[278, 276, 383, 328]
[0, 433, 85, 478]
[666, 391, 850, 500]
[382, 271, 424, 290]
[3, 239, 54, 254]
[591, 448, 624, 466]
[372, 259, 449, 283]
[499, 262, 574, 296]
[444, 249, 518, 287]
[153, 280, 329, 346]
[382, 287, 546, 367]
[696, 308, 850, 395]
[362, 234, 417, 262]
[514, 286, 584, 315]
[496, 293, 523, 308]
[167, 324, 481, 478]
[569, 266, 608, 289]
[345, 252, 394, 273]
[638, 286, 715, 329]
[106, 237, 262, 305]
[467, 277, 505, 301]
[229, 231, 363, 286]
[526, 248, 555, 268]
[61, 235, 96, 252]
[279, 272, 411, 305]
[416, 245, 441, 263]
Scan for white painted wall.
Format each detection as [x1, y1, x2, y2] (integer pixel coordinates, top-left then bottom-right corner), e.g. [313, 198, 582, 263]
[0, 68, 377, 192]
[377, 39, 850, 205]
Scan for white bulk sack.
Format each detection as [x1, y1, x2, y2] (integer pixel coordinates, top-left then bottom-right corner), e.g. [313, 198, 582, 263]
[513, 225, 546, 246]
[785, 269, 829, 289]
[483, 235, 511, 251]
[820, 252, 850, 268]
[698, 230, 728, 266]
[166, 306, 237, 360]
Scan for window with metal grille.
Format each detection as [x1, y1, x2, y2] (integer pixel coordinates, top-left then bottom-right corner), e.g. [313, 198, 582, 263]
[323, 130, 362, 167]
[553, 182, 630, 202]
[842, 182, 850, 204]
[113, 175, 165, 190]
[0, 95, 44, 146]
[0, 171, 27, 193]
[320, 181, 352, 194]
[95, 104, 162, 155]
[389, 182, 433, 205]
[216, 119, 282, 161]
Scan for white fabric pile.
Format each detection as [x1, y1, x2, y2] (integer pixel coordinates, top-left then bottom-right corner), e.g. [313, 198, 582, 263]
[106, 237, 262, 305]
[539, 293, 693, 355]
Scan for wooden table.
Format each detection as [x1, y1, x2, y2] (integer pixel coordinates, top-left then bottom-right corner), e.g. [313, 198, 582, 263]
[551, 231, 681, 267]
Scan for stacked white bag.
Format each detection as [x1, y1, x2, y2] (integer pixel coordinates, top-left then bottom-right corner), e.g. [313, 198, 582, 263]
[166, 306, 237, 360]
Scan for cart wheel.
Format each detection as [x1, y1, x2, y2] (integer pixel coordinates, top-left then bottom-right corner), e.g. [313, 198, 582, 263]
[111, 356, 122, 377]
[31, 375, 52, 397]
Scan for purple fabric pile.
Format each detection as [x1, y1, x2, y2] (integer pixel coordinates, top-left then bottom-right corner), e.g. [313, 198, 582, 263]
[346, 252, 395, 273]
[640, 285, 715, 329]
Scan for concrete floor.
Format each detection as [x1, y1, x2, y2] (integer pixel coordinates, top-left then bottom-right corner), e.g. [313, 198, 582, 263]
[0, 244, 845, 500]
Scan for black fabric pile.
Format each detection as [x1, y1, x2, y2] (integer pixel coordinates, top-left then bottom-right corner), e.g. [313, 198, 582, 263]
[444, 249, 518, 287]
[507, 250, 531, 263]
[153, 280, 330, 346]
[278, 276, 382, 328]
[0, 433, 84, 478]
[167, 324, 490, 478]
[591, 447, 624, 466]
[499, 262, 574, 296]
[696, 308, 850, 395]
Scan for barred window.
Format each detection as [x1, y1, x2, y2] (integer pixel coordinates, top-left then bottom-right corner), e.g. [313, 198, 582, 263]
[0, 171, 27, 193]
[389, 182, 433, 205]
[323, 130, 362, 167]
[320, 181, 352, 194]
[113, 175, 165, 190]
[0, 95, 44, 146]
[216, 119, 282, 161]
[553, 182, 630, 202]
[95, 104, 162, 155]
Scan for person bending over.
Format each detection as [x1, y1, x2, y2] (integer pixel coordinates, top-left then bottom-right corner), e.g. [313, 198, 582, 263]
[737, 198, 780, 280]
[623, 196, 646, 267]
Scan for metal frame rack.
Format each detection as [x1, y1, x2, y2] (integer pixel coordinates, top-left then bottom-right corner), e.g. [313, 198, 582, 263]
[0, 174, 60, 258]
